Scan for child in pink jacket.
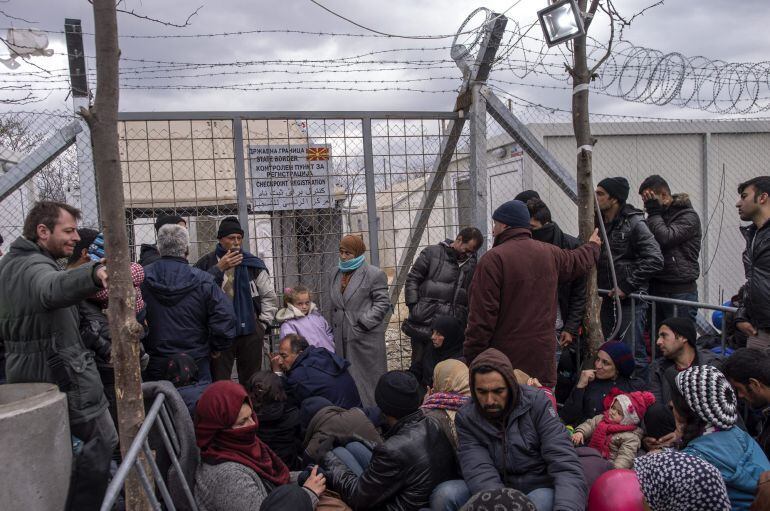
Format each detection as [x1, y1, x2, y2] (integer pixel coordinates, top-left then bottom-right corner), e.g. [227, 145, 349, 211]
[275, 285, 335, 352]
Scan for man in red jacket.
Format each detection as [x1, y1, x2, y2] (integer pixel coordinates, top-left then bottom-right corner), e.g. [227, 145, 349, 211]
[464, 199, 601, 388]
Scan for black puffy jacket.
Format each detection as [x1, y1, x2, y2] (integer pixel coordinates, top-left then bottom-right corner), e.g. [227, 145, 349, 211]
[324, 410, 456, 510]
[141, 256, 236, 360]
[737, 219, 770, 329]
[532, 222, 587, 336]
[402, 241, 476, 340]
[645, 194, 702, 292]
[597, 204, 663, 295]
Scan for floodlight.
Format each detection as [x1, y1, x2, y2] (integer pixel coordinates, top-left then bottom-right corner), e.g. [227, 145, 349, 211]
[537, 0, 585, 47]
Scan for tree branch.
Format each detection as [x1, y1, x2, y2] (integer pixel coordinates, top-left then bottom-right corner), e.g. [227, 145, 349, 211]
[589, 3, 614, 76]
[0, 9, 37, 23]
[0, 36, 51, 74]
[583, 0, 601, 31]
[86, 1, 203, 28]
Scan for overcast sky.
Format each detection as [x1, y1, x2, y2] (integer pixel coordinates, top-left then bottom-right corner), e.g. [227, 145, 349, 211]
[2, 0, 769, 119]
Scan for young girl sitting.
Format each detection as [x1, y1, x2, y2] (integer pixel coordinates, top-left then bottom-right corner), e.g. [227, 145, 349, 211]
[571, 388, 655, 469]
[276, 286, 335, 352]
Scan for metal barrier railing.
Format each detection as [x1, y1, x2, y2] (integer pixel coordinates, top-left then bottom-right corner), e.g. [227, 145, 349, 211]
[597, 289, 738, 366]
[100, 393, 198, 511]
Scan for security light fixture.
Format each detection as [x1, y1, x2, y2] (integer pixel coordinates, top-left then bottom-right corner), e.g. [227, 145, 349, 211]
[537, 0, 585, 47]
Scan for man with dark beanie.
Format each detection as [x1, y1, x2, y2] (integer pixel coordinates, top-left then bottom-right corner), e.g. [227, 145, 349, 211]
[322, 370, 456, 510]
[195, 216, 278, 383]
[456, 348, 587, 510]
[138, 214, 187, 266]
[643, 316, 721, 450]
[596, 177, 663, 381]
[465, 199, 602, 388]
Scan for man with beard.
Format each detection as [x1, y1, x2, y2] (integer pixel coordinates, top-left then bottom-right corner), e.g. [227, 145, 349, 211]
[455, 348, 587, 511]
[722, 348, 770, 459]
[734, 176, 770, 351]
[527, 198, 587, 402]
[0, 201, 114, 511]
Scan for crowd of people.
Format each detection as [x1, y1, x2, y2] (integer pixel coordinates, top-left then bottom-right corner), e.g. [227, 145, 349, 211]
[1, 174, 770, 510]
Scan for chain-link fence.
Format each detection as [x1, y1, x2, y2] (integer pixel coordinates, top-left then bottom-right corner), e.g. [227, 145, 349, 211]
[2, 104, 767, 368]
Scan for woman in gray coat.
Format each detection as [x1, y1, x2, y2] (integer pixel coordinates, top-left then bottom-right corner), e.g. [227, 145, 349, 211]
[328, 235, 390, 407]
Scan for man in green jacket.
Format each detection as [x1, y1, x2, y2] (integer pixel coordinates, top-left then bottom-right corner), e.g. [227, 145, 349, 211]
[0, 201, 116, 511]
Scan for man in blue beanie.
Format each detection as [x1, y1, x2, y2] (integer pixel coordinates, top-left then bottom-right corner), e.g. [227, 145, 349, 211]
[465, 200, 602, 389]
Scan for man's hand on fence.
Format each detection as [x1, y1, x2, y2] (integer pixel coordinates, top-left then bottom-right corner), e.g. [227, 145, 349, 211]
[588, 228, 601, 246]
[737, 321, 758, 336]
[559, 331, 574, 347]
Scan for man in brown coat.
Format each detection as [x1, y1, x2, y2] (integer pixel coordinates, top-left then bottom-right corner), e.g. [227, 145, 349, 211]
[465, 199, 602, 388]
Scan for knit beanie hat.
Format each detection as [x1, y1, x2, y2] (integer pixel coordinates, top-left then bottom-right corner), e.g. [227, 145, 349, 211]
[491, 200, 530, 229]
[634, 450, 731, 511]
[675, 365, 738, 429]
[598, 341, 635, 378]
[339, 234, 366, 257]
[659, 316, 697, 346]
[609, 390, 655, 426]
[217, 216, 244, 239]
[154, 214, 185, 232]
[598, 177, 630, 203]
[462, 488, 536, 511]
[374, 370, 423, 420]
[514, 190, 540, 203]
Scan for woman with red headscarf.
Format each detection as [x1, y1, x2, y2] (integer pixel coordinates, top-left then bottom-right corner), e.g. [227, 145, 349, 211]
[193, 381, 325, 511]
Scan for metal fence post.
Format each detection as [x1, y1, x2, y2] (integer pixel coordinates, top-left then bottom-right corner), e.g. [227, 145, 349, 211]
[470, 83, 489, 253]
[362, 117, 380, 267]
[701, 132, 711, 304]
[232, 117, 251, 253]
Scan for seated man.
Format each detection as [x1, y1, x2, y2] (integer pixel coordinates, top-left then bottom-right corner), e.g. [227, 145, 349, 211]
[141, 224, 236, 383]
[644, 317, 721, 450]
[271, 334, 362, 409]
[322, 371, 456, 510]
[722, 348, 770, 459]
[456, 348, 586, 511]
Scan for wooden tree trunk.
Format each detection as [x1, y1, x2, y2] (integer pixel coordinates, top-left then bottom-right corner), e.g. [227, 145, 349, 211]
[86, 1, 148, 508]
[572, 0, 605, 358]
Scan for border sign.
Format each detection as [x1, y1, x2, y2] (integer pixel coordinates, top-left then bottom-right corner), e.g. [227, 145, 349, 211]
[248, 144, 332, 211]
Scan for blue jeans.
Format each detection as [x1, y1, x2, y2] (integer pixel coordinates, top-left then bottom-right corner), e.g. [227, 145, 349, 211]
[430, 479, 471, 511]
[527, 487, 554, 511]
[601, 297, 649, 382]
[331, 441, 373, 476]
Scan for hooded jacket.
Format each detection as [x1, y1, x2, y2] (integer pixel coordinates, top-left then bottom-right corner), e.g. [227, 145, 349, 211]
[531, 222, 588, 336]
[284, 346, 363, 409]
[141, 256, 236, 360]
[402, 240, 477, 340]
[277, 302, 335, 353]
[0, 236, 108, 425]
[597, 204, 664, 295]
[408, 316, 465, 387]
[736, 218, 770, 329]
[456, 349, 587, 510]
[464, 228, 599, 387]
[645, 193, 702, 292]
[683, 426, 770, 510]
[302, 404, 382, 461]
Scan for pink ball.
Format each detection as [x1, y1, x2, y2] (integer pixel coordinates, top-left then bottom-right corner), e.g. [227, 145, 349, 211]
[587, 469, 645, 511]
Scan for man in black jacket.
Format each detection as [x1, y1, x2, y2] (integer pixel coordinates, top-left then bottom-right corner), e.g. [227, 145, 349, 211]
[142, 224, 236, 383]
[596, 177, 663, 380]
[638, 175, 702, 334]
[194, 216, 278, 383]
[527, 198, 588, 403]
[402, 227, 482, 366]
[735, 176, 770, 351]
[323, 370, 456, 510]
[643, 317, 721, 450]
